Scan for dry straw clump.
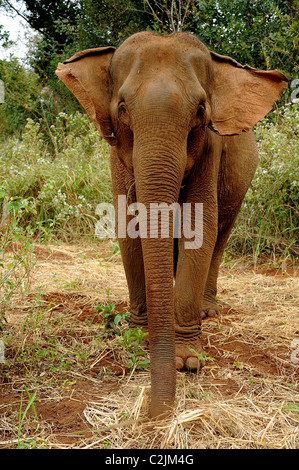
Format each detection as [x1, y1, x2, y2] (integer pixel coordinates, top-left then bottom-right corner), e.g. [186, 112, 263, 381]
[79, 361, 298, 449]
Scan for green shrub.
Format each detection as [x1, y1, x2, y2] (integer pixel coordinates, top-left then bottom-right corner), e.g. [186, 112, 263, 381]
[0, 113, 112, 239]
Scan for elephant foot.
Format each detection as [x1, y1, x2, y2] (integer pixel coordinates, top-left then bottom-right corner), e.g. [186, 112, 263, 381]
[201, 299, 221, 319]
[175, 340, 205, 370]
[175, 323, 204, 371]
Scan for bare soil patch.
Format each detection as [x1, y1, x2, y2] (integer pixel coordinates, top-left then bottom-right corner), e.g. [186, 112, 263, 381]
[0, 242, 298, 449]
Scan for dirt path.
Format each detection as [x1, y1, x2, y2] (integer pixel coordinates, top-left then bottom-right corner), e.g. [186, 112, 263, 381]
[0, 242, 298, 449]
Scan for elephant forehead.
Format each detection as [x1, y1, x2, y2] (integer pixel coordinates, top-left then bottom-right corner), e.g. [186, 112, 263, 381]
[113, 41, 179, 74]
[115, 33, 209, 63]
[111, 34, 212, 93]
[118, 31, 209, 53]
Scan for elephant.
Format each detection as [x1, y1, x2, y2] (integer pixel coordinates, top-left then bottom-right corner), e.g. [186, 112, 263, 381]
[56, 31, 288, 418]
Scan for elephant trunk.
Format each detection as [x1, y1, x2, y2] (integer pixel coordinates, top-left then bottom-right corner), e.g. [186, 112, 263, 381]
[132, 117, 187, 417]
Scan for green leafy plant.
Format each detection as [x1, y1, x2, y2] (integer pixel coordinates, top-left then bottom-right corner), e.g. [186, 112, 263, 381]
[0, 114, 112, 240]
[228, 104, 299, 262]
[0, 57, 42, 138]
[104, 241, 121, 261]
[233, 361, 244, 370]
[95, 303, 130, 335]
[95, 302, 149, 370]
[119, 327, 149, 370]
[187, 347, 215, 364]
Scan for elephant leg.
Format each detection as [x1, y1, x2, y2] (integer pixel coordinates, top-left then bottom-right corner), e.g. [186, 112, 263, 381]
[118, 236, 148, 331]
[174, 200, 218, 370]
[202, 134, 258, 318]
[110, 152, 148, 331]
[202, 206, 241, 318]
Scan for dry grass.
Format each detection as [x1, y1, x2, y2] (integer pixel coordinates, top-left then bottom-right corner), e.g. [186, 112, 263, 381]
[80, 374, 298, 449]
[0, 241, 298, 449]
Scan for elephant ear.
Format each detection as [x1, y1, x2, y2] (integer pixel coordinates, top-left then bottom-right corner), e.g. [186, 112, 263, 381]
[56, 47, 116, 145]
[210, 51, 288, 135]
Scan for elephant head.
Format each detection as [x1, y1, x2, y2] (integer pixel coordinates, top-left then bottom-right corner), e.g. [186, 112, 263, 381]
[56, 31, 287, 417]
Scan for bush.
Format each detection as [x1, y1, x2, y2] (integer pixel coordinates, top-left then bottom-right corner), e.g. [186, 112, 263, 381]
[0, 113, 112, 239]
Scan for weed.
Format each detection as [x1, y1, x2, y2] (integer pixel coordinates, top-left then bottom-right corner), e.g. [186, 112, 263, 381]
[95, 302, 149, 370]
[0, 105, 297, 258]
[95, 302, 130, 335]
[233, 361, 244, 370]
[228, 104, 299, 261]
[187, 347, 215, 364]
[104, 241, 121, 261]
[0, 114, 112, 240]
[61, 379, 76, 390]
[17, 385, 38, 449]
[63, 277, 83, 290]
[119, 328, 149, 370]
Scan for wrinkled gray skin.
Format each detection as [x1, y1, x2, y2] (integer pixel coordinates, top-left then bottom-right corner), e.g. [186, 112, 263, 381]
[56, 31, 288, 418]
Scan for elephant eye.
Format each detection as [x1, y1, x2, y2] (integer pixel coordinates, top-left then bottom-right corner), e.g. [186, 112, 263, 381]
[190, 102, 207, 131]
[118, 102, 131, 127]
[197, 102, 206, 115]
[119, 103, 127, 114]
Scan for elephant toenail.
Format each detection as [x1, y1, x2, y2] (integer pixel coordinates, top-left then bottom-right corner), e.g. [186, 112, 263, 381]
[176, 357, 184, 369]
[185, 357, 201, 370]
[208, 309, 217, 317]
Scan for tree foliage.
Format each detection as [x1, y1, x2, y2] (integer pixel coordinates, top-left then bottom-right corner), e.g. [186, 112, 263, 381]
[0, 57, 42, 136]
[0, 0, 297, 135]
[186, 0, 298, 78]
[1, 0, 297, 77]
[0, 23, 11, 47]
[142, 1, 298, 77]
